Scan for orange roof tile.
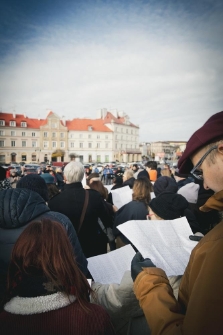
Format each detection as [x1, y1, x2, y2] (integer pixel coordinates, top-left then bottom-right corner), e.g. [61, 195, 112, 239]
[66, 118, 112, 132]
[0, 113, 47, 128]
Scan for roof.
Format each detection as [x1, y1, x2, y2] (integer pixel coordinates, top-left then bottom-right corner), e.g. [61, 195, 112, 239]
[66, 118, 112, 132]
[0, 113, 47, 128]
[103, 112, 139, 128]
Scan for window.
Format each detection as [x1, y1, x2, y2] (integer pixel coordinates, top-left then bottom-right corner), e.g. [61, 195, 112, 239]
[51, 123, 57, 128]
[60, 133, 64, 138]
[0, 130, 4, 136]
[105, 142, 109, 149]
[70, 142, 74, 148]
[52, 132, 56, 138]
[97, 143, 100, 148]
[43, 141, 48, 148]
[105, 155, 109, 162]
[88, 142, 92, 148]
[52, 141, 57, 148]
[22, 132, 26, 137]
[88, 126, 93, 131]
[44, 132, 48, 137]
[0, 141, 4, 147]
[11, 141, 16, 147]
[32, 154, 37, 162]
[97, 155, 101, 162]
[0, 155, 5, 162]
[105, 135, 108, 139]
[11, 131, 16, 136]
[22, 141, 26, 147]
[70, 133, 74, 138]
[79, 142, 83, 148]
[32, 141, 37, 148]
[79, 134, 83, 138]
[21, 155, 26, 161]
[32, 132, 36, 137]
[21, 122, 27, 127]
[10, 121, 16, 127]
[97, 135, 100, 139]
[115, 143, 117, 149]
[126, 129, 128, 133]
[0, 120, 5, 126]
[88, 134, 91, 139]
[60, 142, 65, 148]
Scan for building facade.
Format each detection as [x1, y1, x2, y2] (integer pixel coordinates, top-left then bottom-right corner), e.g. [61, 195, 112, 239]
[0, 109, 141, 164]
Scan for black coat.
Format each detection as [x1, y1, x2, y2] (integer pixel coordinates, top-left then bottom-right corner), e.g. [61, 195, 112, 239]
[0, 188, 88, 300]
[48, 182, 113, 257]
[122, 177, 135, 189]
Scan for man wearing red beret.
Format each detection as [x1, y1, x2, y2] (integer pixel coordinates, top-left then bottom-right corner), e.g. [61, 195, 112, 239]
[131, 111, 223, 334]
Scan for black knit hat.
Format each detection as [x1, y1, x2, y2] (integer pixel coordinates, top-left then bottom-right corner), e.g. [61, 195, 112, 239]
[174, 168, 189, 179]
[16, 174, 48, 201]
[149, 192, 188, 220]
[153, 176, 178, 196]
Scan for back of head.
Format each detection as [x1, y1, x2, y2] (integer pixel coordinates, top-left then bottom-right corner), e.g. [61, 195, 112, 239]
[154, 176, 178, 197]
[40, 173, 55, 184]
[16, 174, 48, 202]
[89, 180, 107, 199]
[145, 161, 157, 170]
[161, 168, 171, 178]
[178, 111, 223, 173]
[64, 161, 84, 184]
[177, 182, 200, 204]
[6, 219, 90, 306]
[88, 173, 100, 183]
[123, 169, 134, 180]
[149, 192, 188, 220]
[133, 177, 152, 204]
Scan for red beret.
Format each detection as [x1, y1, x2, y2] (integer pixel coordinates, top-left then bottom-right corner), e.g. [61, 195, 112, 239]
[178, 111, 223, 173]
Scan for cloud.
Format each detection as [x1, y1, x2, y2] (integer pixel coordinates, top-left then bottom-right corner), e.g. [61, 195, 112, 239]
[0, 0, 222, 141]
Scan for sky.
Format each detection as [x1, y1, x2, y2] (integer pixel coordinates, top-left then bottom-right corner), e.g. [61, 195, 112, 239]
[0, 0, 222, 142]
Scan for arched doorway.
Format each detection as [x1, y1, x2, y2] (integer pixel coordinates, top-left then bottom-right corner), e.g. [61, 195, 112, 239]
[11, 152, 17, 163]
[51, 150, 65, 162]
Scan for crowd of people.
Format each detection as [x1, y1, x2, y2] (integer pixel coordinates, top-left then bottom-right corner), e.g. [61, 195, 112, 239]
[0, 111, 223, 334]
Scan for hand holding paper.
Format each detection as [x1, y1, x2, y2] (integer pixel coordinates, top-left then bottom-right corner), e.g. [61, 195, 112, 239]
[131, 252, 156, 281]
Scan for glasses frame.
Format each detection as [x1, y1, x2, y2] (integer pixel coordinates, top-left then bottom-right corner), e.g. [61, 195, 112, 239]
[190, 145, 218, 180]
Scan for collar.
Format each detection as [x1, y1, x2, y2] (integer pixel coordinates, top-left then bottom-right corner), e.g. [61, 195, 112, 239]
[64, 182, 83, 189]
[4, 292, 76, 315]
[200, 190, 223, 212]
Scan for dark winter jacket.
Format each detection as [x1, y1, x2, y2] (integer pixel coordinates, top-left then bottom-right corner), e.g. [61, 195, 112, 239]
[0, 188, 88, 300]
[48, 182, 113, 257]
[121, 177, 135, 189]
[55, 172, 64, 190]
[113, 200, 149, 244]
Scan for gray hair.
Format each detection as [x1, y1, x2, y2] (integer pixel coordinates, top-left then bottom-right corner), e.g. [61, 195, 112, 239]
[64, 161, 84, 183]
[124, 169, 134, 180]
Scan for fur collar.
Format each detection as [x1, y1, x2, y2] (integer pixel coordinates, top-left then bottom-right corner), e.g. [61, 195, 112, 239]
[4, 292, 76, 315]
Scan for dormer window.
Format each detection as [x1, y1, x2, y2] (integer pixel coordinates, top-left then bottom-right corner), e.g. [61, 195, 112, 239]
[0, 120, 5, 126]
[88, 126, 93, 131]
[21, 122, 27, 127]
[10, 121, 16, 127]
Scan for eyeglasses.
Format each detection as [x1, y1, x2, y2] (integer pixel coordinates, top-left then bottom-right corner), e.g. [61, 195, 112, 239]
[190, 145, 218, 180]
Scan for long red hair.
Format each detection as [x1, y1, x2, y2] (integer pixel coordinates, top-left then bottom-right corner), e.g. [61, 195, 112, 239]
[6, 219, 92, 310]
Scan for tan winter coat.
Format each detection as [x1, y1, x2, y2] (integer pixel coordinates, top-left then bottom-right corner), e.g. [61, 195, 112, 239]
[134, 190, 223, 335]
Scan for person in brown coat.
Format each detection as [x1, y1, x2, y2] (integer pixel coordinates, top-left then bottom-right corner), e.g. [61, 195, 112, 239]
[131, 111, 223, 335]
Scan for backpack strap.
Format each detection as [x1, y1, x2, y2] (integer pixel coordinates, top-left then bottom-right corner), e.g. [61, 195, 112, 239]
[78, 190, 89, 234]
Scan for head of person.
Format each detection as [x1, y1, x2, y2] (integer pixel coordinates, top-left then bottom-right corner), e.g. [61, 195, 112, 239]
[132, 164, 138, 172]
[4, 219, 91, 309]
[10, 170, 17, 177]
[64, 161, 84, 184]
[113, 176, 123, 186]
[89, 180, 108, 200]
[145, 161, 157, 171]
[87, 173, 100, 184]
[148, 192, 189, 220]
[153, 176, 178, 197]
[178, 111, 223, 193]
[16, 174, 49, 202]
[161, 168, 171, 178]
[56, 167, 62, 174]
[0, 166, 6, 180]
[123, 169, 134, 182]
[132, 177, 153, 205]
[40, 173, 59, 200]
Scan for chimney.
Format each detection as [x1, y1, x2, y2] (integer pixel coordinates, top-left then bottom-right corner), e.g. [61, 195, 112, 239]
[13, 113, 16, 118]
[24, 113, 26, 118]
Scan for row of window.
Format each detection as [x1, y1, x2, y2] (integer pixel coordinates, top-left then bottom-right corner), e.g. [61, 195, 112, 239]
[0, 131, 111, 139]
[115, 127, 137, 135]
[0, 121, 27, 127]
[0, 131, 37, 137]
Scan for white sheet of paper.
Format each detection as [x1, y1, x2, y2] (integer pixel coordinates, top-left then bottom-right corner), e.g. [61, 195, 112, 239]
[111, 186, 132, 209]
[104, 185, 113, 193]
[82, 174, 86, 187]
[87, 244, 136, 284]
[117, 217, 198, 276]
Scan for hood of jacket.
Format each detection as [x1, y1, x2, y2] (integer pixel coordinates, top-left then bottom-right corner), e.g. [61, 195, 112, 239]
[0, 188, 50, 229]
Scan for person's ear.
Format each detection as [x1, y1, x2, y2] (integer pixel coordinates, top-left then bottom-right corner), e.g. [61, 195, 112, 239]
[217, 143, 223, 155]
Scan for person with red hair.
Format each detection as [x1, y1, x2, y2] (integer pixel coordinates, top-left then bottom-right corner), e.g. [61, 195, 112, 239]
[0, 219, 115, 335]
